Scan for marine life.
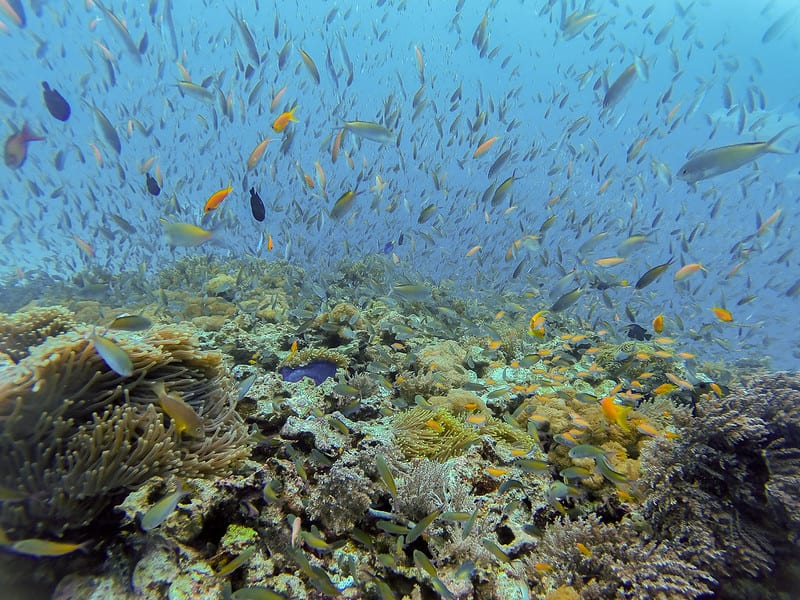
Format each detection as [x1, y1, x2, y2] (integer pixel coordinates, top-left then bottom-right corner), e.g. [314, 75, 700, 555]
[41, 82, 70, 121]
[272, 106, 299, 133]
[250, 187, 266, 221]
[677, 127, 796, 183]
[140, 482, 189, 531]
[91, 330, 134, 377]
[4, 122, 43, 168]
[204, 184, 233, 213]
[163, 222, 214, 246]
[280, 360, 337, 385]
[343, 120, 395, 144]
[152, 381, 205, 438]
[145, 173, 161, 196]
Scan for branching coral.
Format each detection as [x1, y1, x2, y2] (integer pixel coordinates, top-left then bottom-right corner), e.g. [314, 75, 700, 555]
[533, 515, 716, 599]
[0, 318, 250, 538]
[639, 372, 800, 594]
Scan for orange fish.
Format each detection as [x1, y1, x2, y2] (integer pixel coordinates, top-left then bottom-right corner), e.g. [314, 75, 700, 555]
[204, 184, 233, 213]
[4, 122, 44, 169]
[267, 234, 274, 251]
[272, 106, 299, 133]
[712, 306, 733, 322]
[473, 135, 499, 158]
[600, 396, 631, 431]
[652, 314, 664, 333]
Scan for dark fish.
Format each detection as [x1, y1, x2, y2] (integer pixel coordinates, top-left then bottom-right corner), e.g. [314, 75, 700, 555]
[249, 187, 265, 221]
[145, 173, 160, 196]
[41, 82, 70, 121]
[624, 323, 651, 341]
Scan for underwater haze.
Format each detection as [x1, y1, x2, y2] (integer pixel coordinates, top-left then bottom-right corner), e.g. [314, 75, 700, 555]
[2, 0, 800, 599]
[1, 0, 799, 370]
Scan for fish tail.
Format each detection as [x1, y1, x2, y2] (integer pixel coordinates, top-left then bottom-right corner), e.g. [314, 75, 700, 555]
[20, 123, 44, 142]
[766, 125, 798, 154]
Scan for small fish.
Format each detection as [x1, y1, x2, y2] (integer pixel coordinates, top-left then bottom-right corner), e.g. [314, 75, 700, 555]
[4, 122, 44, 168]
[677, 126, 796, 183]
[9, 538, 89, 557]
[41, 82, 70, 121]
[550, 287, 582, 312]
[635, 259, 673, 289]
[330, 190, 356, 219]
[299, 49, 320, 84]
[237, 374, 257, 400]
[652, 314, 664, 333]
[152, 381, 204, 438]
[231, 586, 286, 600]
[146, 173, 161, 196]
[109, 314, 152, 331]
[712, 306, 733, 322]
[204, 184, 233, 213]
[163, 222, 214, 246]
[216, 545, 256, 577]
[673, 263, 706, 281]
[272, 106, 299, 133]
[375, 455, 397, 498]
[249, 187, 266, 222]
[343, 120, 395, 144]
[141, 482, 189, 531]
[473, 135, 499, 158]
[92, 331, 134, 376]
[600, 396, 631, 431]
[247, 138, 271, 170]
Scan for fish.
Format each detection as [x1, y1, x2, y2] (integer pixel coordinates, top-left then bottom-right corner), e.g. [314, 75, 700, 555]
[635, 259, 673, 289]
[677, 126, 796, 183]
[550, 287, 582, 312]
[299, 49, 320, 84]
[141, 482, 189, 531]
[0, 0, 25, 27]
[272, 106, 299, 133]
[4, 122, 44, 168]
[343, 120, 395, 144]
[712, 306, 734, 322]
[109, 314, 152, 331]
[250, 187, 266, 222]
[91, 331, 134, 377]
[41, 82, 70, 121]
[330, 190, 356, 219]
[204, 185, 233, 213]
[473, 135, 499, 158]
[146, 173, 161, 196]
[163, 222, 214, 247]
[9, 538, 89, 557]
[603, 64, 637, 109]
[152, 381, 205, 439]
[652, 314, 664, 333]
[247, 138, 271, 170]
[600, 396, 631, 431]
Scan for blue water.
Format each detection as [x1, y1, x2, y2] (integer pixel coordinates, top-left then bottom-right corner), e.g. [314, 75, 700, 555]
[1, 0, 798, 369]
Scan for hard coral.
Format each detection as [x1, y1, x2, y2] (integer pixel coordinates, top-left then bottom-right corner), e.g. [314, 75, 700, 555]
[534, 515, 715, 599]
[0, 319, 250, 538]
[640, 372, 800, 596]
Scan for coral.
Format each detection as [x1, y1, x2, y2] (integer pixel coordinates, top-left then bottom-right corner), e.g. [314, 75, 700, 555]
[392, 407, 479, 461]
[395, 369, 451, 402]
[640, 372, 800, 594]
[0, 320, 251, 538]
[533, 515, 715, 599]
[0, 305, 76, 362]
[281, 347, 348, 369]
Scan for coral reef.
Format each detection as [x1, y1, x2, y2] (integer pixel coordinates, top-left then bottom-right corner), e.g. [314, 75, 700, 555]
[0, 313, 251, 539]
[533, 515, 716, 599]
[640, 372, 800, 597]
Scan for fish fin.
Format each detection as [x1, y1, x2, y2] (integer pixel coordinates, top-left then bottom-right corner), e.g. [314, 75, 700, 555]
[766, 125, 799, 154]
